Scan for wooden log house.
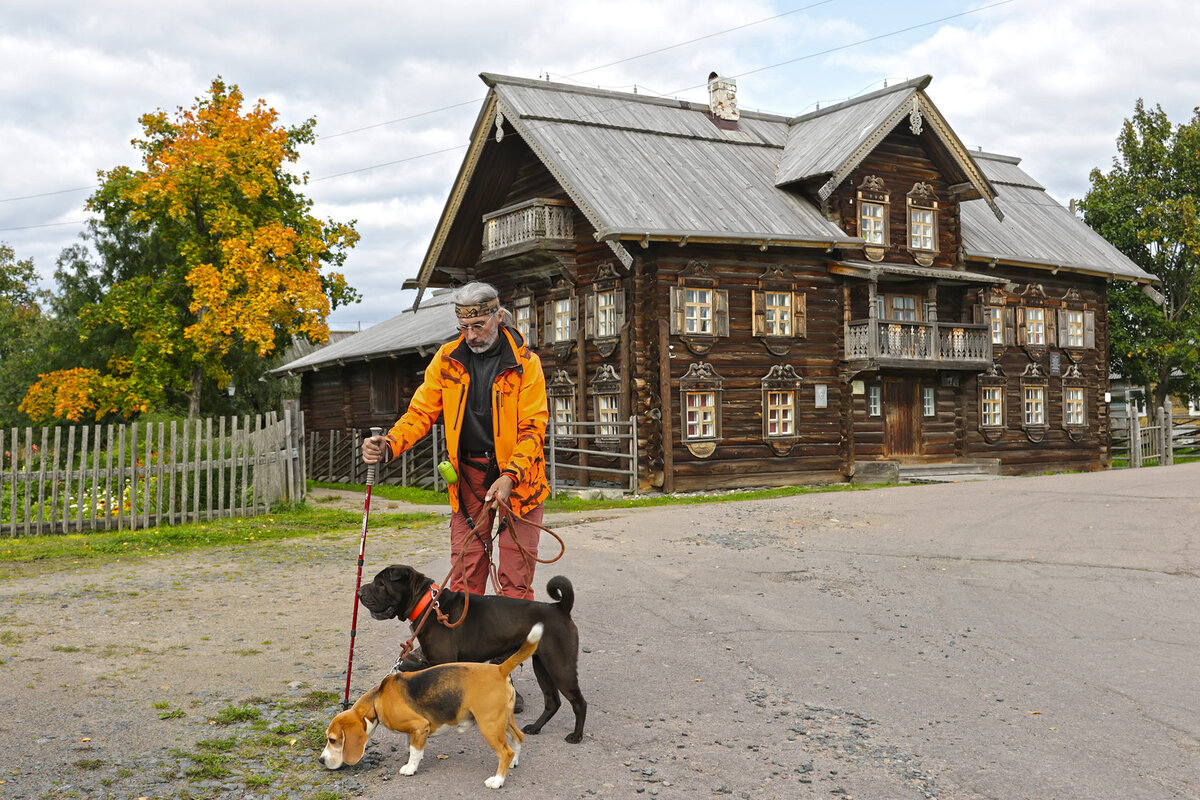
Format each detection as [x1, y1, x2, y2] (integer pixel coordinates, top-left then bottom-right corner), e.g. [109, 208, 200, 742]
[277, 73, 1157, 492]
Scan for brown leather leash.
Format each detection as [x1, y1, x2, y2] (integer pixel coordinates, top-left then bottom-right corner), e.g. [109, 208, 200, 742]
[389, 497, 565, 673]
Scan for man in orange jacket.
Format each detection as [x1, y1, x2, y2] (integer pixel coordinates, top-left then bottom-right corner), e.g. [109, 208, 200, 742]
[362, 281, 550, 601]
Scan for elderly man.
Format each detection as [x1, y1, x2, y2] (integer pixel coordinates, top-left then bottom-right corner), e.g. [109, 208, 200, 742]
[362, 281, 550, 601]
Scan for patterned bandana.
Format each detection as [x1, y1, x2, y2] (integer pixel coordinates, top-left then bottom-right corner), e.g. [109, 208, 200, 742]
[455, 299, 500, 319]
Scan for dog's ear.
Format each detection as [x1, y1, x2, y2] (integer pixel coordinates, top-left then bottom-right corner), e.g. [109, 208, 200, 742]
[382, 565, 412, 585]
[339, 711, 370, 766]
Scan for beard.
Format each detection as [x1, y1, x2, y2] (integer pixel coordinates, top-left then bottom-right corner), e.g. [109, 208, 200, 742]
[467, 330, 500, 354]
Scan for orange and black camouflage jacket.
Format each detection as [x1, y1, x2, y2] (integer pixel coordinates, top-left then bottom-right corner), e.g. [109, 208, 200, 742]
[384, 326, 549, 516]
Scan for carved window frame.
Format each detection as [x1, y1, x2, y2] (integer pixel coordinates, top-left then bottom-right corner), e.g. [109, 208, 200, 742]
[584, 261, 626, 358]
[1061, 364, 1088, 440]
[1056, 290, 1096, 358]
[977, 364, 1007, 443]
[511, 286, 537, 347]
[669, 260, 729, 356]
[679, 362, 724, 458]
[1014, 284, 1054, 359]
[542, 279, 579, 358]
[760, 364, 802, 456]
[975, 288, 1014, 348]
[1020, 363, 1049, 443]
[546, 369, 577, 447]
[906, 182, 939, 266]
[589, 364, 623, 452]
[751, 267, 806, 356]
[856, 175, 891, 262]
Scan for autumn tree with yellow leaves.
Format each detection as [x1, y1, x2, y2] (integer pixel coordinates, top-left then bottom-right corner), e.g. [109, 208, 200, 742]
[20, 78, 359, 422]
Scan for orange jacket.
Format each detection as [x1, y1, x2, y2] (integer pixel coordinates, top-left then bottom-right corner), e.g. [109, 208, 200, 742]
[384, 326, 550, 516]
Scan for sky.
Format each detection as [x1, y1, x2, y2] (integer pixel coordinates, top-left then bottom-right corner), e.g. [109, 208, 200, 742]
[2, 0, 1199, 334]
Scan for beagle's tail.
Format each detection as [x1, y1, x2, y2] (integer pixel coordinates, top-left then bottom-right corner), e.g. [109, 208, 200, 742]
[498, 623, 543, 677]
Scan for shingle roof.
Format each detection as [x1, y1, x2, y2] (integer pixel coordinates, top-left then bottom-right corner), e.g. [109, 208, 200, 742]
[270, 289, 458, 376]
[962, 152, 1152, 281]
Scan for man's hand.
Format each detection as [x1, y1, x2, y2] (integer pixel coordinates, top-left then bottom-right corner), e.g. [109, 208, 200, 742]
[485, 473, 516, 508]
[362, 435, 391, 465]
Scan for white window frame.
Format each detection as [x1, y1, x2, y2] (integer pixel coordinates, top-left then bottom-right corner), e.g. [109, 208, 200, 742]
[762, 291, 792, 336]
[868, 385, 882, 417]
[685, 391, 716, 439]
[859, 201, 886, 245]
[1025, 307, 1046, 346]
[684, 287, 712, 335]
[982, 385, 1004, 428]
[1023, 385, 1045, 427]
[596, 393, 620, 437]
[553, 394, 575, 439]
[512, 291, 536, 346]
[922, 386, 936, 418]
[1063, 310, 1085, 348]
[989, 306, 1004, 346]
[595, 289, 618, 338]
[765, 390, 795, 437]
[1064, 386, 1086, 427]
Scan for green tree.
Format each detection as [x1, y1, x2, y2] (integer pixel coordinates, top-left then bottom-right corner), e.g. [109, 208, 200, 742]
[1079, 100, 1200, 415]
[0, 243, 50, 429]
[21, 78, 359, 423]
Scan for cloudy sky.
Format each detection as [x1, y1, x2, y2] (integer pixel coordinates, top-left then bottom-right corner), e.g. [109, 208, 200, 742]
[3, 0, 1198, 332]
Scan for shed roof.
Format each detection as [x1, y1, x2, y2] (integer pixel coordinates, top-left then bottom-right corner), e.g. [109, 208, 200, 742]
[271, 290, 458, 376]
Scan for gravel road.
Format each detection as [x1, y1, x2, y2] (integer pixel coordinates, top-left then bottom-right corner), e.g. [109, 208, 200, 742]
[2, 466, 1198, 800]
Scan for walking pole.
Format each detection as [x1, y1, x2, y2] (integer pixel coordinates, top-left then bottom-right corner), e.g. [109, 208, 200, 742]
[343, 426, 383, 710]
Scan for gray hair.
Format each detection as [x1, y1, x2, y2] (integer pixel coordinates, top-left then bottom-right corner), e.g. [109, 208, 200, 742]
[454, 281, 513, 325]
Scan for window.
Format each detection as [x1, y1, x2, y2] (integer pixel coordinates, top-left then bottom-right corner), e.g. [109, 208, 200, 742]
[1024, 385, 1045, 426]
[596, 393, 620, 437]
[909, 207, 934, 251]
[553, 395, 575, 438]
[760, 363, 802, 452]
[765, 391, 794, 436]
[982, 386, 1004, 428]
[1064, 386, 1085, 426]
[679, 361, 724, 455]
[670, 260, 729, 354]
[1056, 307, 1095, 349]
[860, 202, 885, 244]
[585, 262, 626, 352]
[989, 307, 1004, 345]
[1024, 307, 1046, 346]
[512, 289, 536, 346]
[890, 295, 918, 321]
[684, 287, 712, 334]
[762, 292, 792, 335]
[595, 289, 617, 337]
[1062, 310, 1084, 348]
[922, 386, 936, 417]
[856, 175, 890, 261]
[546, 369, 577, 445]
[589, 363, 623, 449]
[542, 281, 578, 347]
[868, 385, 881, 417]
[906, 182, 939, 265]
[685, 392, 716, 438]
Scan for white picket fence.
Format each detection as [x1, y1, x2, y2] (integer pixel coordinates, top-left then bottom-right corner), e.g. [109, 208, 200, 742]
[1, 411, 305, 537]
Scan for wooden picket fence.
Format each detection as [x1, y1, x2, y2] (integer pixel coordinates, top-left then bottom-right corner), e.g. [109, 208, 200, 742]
[0, 411, 305, 537]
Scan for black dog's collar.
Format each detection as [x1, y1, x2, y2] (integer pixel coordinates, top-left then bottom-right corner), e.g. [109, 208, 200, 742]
[408, 584, 439, 621]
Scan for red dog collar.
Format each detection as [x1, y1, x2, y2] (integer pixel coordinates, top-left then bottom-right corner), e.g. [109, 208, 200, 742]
[409, 584, 439, 621]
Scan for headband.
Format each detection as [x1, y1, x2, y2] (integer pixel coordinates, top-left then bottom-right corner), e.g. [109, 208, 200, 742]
[455, 299, 500, 319]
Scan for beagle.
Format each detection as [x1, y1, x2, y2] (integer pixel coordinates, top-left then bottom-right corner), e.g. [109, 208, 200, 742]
[320, 622, 542, 789]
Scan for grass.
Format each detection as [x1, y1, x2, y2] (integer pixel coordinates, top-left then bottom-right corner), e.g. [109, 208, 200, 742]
[0, 502, 441, 573]
[0, 478, 887, 576]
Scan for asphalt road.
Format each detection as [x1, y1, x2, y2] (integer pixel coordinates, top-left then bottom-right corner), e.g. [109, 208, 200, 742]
[343, 463, 1200, 799]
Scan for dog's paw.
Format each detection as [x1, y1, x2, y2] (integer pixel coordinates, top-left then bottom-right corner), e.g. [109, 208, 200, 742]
[398, 764, 418, 776]
[484, 774, 506, 789]
[565, 732, 582, 744]
[520, 722, 540, 735]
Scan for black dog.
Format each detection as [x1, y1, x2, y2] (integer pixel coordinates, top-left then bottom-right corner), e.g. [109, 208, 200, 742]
[359, 564, 586, 743]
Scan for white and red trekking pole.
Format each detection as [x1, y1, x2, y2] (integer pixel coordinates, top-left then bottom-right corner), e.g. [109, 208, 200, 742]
[342, 426, 383, 709]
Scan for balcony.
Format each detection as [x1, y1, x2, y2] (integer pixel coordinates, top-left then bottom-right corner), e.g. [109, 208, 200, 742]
[480, 198, 574, 263]
[846, 319, 992, 371]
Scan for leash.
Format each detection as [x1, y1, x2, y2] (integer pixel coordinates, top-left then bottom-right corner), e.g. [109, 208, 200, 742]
[342, 426, 383, 710]
[388, 496, 566, 673]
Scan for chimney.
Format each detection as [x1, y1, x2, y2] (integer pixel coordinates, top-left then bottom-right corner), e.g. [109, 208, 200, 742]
[707, 72, 739, 121]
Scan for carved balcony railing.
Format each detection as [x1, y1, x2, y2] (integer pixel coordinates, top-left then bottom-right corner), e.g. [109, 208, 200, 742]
[481, 198, 574, 261]
[846, 319, 991, 369]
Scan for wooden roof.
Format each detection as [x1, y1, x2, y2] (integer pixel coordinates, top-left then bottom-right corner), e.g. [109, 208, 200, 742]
[962, 152, 1152, 281]
[271, 290, 458, 376]
[408, 73, 1154, 296]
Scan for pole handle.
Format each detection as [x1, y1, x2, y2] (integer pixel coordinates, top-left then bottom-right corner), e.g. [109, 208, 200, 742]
[367, 426, 384, 486]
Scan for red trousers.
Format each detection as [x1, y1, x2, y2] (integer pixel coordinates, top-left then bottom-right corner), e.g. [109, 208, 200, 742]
[448, 456, 542, 599]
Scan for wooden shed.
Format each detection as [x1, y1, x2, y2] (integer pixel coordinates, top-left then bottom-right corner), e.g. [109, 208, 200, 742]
[280, 73, 1157, 492]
